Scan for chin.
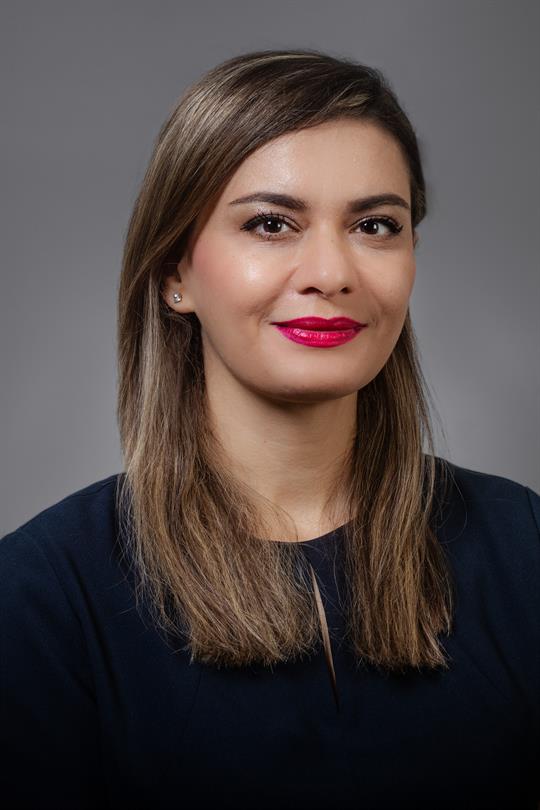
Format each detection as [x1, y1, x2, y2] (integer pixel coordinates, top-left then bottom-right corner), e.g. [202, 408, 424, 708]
[260, 381, 358, 405]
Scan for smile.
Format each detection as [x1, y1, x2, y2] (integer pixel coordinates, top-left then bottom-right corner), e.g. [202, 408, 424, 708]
[273, 325, 367, 347]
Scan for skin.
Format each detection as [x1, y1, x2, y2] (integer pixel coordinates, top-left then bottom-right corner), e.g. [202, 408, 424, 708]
[162, 118, 418, 540]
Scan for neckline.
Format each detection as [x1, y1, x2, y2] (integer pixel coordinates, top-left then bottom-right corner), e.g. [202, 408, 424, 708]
[274, 520, 351, 545]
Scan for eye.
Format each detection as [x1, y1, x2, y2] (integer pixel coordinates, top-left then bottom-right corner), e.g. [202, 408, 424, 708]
[240, 210, 295, 240]
[240, 210, 404, 241]
[355, 216, 403, 238]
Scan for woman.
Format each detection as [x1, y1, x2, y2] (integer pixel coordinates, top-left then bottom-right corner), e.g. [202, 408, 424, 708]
[1, 49, 539, 810]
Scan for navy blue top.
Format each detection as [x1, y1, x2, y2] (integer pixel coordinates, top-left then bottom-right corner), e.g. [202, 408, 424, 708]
[1, 459, 539, 809]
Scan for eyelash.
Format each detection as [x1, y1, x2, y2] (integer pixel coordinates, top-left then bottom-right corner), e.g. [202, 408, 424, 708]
[240, 209, 404, 241]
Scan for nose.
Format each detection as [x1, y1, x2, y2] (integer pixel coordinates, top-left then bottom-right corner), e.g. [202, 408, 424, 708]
[293, 225, 356, 298]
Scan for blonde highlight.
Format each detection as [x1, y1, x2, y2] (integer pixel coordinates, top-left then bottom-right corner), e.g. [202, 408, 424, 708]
[116, 48, 456, 675]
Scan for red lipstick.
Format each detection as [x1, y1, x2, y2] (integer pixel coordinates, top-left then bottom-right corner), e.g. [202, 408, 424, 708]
[270, 316, 368, 348]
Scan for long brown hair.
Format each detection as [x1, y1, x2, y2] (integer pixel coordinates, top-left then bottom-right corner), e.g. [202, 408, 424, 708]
[116, 48, 456, 674]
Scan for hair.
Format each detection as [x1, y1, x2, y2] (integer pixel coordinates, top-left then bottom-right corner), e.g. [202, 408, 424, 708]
[116, 47, 456, 676]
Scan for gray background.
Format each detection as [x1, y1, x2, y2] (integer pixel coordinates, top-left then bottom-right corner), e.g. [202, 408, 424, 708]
[1, 0, 539, 535]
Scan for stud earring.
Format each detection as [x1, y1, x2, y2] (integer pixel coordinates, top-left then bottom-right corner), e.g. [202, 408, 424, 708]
[173, 292, 182, 303]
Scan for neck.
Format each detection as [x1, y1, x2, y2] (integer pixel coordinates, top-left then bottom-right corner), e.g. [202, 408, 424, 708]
[204, 369, 357, 540]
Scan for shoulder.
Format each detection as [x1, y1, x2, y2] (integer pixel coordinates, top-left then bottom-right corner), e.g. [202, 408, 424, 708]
[438, 456, 539, 507]
[2, 473, 121, 538]
[431, 456, 539, 607]
[434, 456, 540, 537]
[433, 454, 540, 538]
[0, 478, 124, 790]
[433, 460, 540, 718]
[433, 455, 539, 598]
[0, 473, 124, 586]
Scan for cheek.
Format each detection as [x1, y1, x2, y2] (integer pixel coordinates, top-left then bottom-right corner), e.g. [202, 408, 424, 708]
[367, 260, 415, 321]
[190, 241, 240, 313]
[196, 241, 281, 313]
[385, 274, 415, 314]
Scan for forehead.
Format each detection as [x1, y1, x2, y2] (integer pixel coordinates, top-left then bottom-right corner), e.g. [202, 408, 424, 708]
[220, 118, 410, 207]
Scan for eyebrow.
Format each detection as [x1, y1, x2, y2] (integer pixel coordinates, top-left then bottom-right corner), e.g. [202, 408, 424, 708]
[228, 190, 410, 214]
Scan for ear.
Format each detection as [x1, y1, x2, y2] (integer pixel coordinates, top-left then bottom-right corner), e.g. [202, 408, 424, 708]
[161, 257, 189, 311]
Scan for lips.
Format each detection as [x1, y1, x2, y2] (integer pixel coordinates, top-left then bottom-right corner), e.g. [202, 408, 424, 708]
[271, 316, 368, 348]
[271, 316, 367, 330]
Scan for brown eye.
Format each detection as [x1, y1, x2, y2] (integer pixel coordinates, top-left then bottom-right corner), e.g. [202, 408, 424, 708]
[356, 216, 403, 237]
[241, 211, 404, 242]
[241, 211, 294, 240]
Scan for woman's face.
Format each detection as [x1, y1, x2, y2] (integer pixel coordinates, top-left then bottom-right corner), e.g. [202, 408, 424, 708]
[163, 118, 417, 404]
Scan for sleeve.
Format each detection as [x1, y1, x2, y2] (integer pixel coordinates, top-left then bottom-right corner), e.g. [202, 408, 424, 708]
[0, 527, 109, 809]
